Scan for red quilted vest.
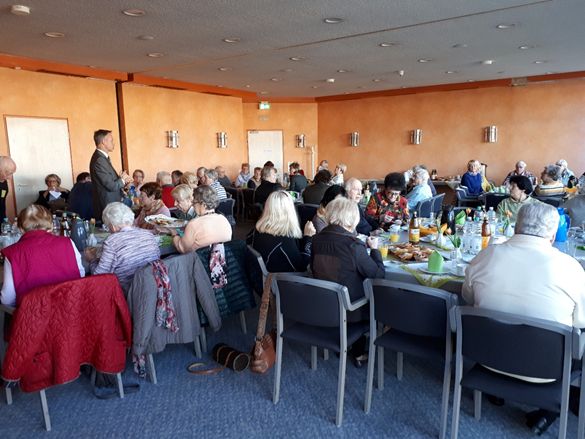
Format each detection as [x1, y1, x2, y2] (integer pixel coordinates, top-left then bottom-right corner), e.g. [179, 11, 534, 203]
[2, 230, 81, 305]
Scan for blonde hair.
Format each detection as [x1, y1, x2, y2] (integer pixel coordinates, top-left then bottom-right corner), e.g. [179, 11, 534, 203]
[172, 184, 194, 202]
[255, 191, 302, 239]
[467, 160, 480, 172]
[179, 172, 198, 188]
[336, 163, 347, 173]
[325, 197, 359, 231]
[18, 204, 52, 232]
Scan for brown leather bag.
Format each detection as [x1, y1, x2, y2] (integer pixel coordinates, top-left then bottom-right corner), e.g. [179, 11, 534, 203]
[251, 274, 276, 373]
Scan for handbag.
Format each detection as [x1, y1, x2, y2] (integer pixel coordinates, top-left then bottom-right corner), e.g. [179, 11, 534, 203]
[187, 343, 250, 375]
[251, 274, 276, 374]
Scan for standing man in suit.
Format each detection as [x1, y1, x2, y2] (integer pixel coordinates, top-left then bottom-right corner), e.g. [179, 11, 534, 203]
[0, 156, 17, 220]
[89, 130, 131, 221]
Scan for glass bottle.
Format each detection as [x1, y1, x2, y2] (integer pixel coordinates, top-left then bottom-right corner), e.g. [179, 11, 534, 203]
[409, 211, 420, 244]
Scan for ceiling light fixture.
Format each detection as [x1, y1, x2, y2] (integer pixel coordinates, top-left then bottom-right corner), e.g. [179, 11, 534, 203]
[496, 23, 516, 29]
[337, 69, 349, 73]
[311, 86, 319, 89]
[289, 56, 305, 61]
[11, 4, 30, 15]
[518, 45, 533, 50]
[445, 70, 457, 74]
[325, 78, 335, 83]
[323, 17, 343, 24]
[147, 52, 164, 58]
[534, 60, 547, 64]
[418, 58, 432, 63]
[397, 70, 405, 76]
[372, 78, 382, 82]
[222, 37, 241, 43]
[452, 43, 468, 48]
[245, 84, 251, 88]
[379, 42, 396, 47]
[259, 91, 269, 95]
[44, 32, 65, 38]
[271, 78, 280, 82]
[218, 67, 231, 71]
[281, 68, 293, 72]
[122, 9, 146, 17]
[481, 60, 495, 65]
[138, 35, 155, 40]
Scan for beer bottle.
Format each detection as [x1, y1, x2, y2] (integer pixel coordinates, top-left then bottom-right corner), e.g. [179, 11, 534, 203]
[409, 211, 420, 244]
[481, 216, 491, 249]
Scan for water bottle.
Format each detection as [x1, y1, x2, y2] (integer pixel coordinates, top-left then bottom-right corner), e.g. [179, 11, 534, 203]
[52, 214, 61, 235]
[1, 218, 10, 235]
[487, 207, 497, 235]
[555, 208, 571, 243]
[70, 214, 87, 252]
[462, 216, 472, 253]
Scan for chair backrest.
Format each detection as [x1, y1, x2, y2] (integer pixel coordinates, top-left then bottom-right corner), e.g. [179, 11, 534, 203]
[365, 279, 457, 338]
[484, 193, 509, 210]
[431, 193, 445, 215]
[535, 196, 563, 207]
[272, 273, 348, 328]
[242, 188, 255, 205]
[246, 245, 269, 295]
[455, 306, 573, 381]
[416, 197, 434, 218]
[296, 203, 319, 229]
[455, 187, 466, 200]
[216, 198, 236, 226]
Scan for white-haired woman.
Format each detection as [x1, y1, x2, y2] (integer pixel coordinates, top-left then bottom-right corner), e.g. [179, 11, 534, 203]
[171, 184, 196, 220]
[248, 190, 315, 272]
[85, 202, 160, 292]
[461, 159, 483, 195]
[311, 197, 385, 367]
[405, 168, 432, 210]
[171, 185, 232, 253]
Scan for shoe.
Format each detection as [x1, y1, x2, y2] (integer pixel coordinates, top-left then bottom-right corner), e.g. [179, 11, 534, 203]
[531, 414, 557, 436]
[525, 410, 541, 429]
[94, 383, 140, 400]
[351, 354, 368, 368]
[486, 394, 505, 406]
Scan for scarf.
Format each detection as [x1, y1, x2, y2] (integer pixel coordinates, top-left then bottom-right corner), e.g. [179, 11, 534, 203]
[209, 243, 228, 289]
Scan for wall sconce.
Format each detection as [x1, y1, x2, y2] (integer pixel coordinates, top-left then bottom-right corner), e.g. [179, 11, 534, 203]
[296, 134, 306, 148]
[484, 125, 498, 143]
[410, 129, 422, 145]
[166, 130, 179, 148]
[217, 132, 228, 149]
[350, 131, 360, 147]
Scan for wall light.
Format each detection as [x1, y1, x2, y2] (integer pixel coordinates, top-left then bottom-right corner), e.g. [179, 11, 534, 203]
[484, 126, 498, 143]
[296, 134, 306, 148]
[217, 132, 228, 148]
[167, 130, 179, 148]
[350, 132, 360, 147]
[410, 129, 422, 145]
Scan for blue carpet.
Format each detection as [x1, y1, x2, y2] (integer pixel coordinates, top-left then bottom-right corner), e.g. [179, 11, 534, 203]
[0, 310, 579, 438]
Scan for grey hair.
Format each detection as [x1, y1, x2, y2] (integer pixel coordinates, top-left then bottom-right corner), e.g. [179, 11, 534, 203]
[171, 184, 193, 202]
[556, 159, 568, 168]
[516, 160, 527, 168]
[156, 171, 172, 185]
[413, 168, 429, 184]
[204, 168, 218, 182]
[325, 197, 360, 231]
[516, 202, 559, 239]
[102, 202, 135, 228]
[543, 164, 562, 181]
[193, 184, 219, 210]
[344, 177, 362, 192]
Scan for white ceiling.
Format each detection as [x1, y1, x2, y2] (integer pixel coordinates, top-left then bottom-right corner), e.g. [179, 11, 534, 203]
[0, 0, 584, 97]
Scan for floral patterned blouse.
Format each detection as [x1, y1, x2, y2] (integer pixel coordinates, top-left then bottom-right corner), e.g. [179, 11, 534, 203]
[365, 192, 409, 229]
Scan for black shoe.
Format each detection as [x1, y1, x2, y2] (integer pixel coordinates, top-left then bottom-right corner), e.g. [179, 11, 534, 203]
[530, 414, 558, 436]
[525, 410, 542, 429]
[351, 354, 368, 368]
[94, 383, 140, 400]
[486, 394, 505, 406]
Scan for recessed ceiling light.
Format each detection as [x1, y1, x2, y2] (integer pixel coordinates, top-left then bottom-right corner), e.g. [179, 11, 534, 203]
[88, 65, 97, 68]
[467, 79, 475, 82]
[496, 23, 516, 29]
[445, 70, 457, 74]
[337, 69, 349, 73]
[289, 56, 305, 61]
[14, 66, 21, 70]
[259, 91, 269, 95]
[245, 84, 251, 88]
[147, 52, 164, 58]
[222, 37, 241, 43]
[271, 78, 280, 82]
[323, 17, 343, 24]
[138, 35, 155, 41]
[372, 78, 382, 82]
[545, 71, 555, 75]
[534, 60, 547, 64]
[518, 45, 533, 50]
[452, 43, 468, 48]
[122, 9, 146, 17]
[379, 42, 396, 47]
[218, 67, 231, 72]
[418, 58, 433, 63]
[11, 5, 31, 15]
[44, 32, 65, 38]
[325, 78, 335, 83]
[481, 60, 495, 65]
[311, 86, 319, 89]
[397, 70, 405, 76]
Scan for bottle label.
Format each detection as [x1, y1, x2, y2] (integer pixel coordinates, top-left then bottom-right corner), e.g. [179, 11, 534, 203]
[409, 228, 420, 243]
[481, 236, 490, 249]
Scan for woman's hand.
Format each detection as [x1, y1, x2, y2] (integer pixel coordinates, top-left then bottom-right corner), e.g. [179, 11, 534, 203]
[303, 221, 316, 237]
[84, 247, 98, 262]
[366, 236, 379, 249]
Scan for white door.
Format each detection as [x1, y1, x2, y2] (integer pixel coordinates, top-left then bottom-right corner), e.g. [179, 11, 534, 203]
[247, 130, 284, 177]
[5, 117, 73, 212]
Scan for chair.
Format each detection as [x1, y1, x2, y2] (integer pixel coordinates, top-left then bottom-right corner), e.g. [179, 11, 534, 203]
[246, 245, 269, 296]
[535, 196, 563, 207]
[363, 280, 458, 439]
[455, 187, 480, 208]
[216, 198, 236, 226]
[295, 203, 319, 229]
[451, 306, 582, 439]
[241, 188, 257, 219]
[431, 193, 445, 216]
[271, 273, 369, 426]
[484, 193, 509, 210]
[415, 197, 434, 218]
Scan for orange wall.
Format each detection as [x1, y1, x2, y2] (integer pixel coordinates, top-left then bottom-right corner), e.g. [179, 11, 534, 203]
[121, 83, 246, 182]
[318, 80, 585, 183]
[0, 67, 120, 217]
[243, 103, 318, 176]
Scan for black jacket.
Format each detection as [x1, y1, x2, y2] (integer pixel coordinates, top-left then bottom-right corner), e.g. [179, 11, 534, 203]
[289, 174, 308, 193]
[247, 230, 311, 273]
[253, 181, 282, 206]
[302, 182, 329, 205]
[356, 205, 378, 236]
[311, 224, 385, 320]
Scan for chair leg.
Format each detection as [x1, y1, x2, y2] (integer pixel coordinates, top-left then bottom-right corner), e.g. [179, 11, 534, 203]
[473, 390, 482, 420]
[396, 352, 404, 381]
[335, 348, 348, 427]
[194, 337, 202, 358]
[200, 327, 208, 353]
[5, 385, 13, 405]
[147, 354, 158, 385]
[239, 311, 247, 334]
[311, 346, 317, 370]
[116, 373, 124, 399]
[451, 375, 463, 439]
[439, 360, 452, 439]
[273, 333, 283, 404]
[90, 368, 96, 387]
[364, 338, 376, 413]
[323, 349, 329, 360]
[377, 346, 384, 390]
[579, 373, 585, 439]
[39, 390, 51, 431]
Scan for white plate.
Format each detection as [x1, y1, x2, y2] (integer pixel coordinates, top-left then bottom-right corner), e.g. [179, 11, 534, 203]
[145, 214, 187, 228]
[418, 267, 447, 275]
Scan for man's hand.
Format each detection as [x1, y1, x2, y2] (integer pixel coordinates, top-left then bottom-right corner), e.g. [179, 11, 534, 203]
[120, 170, 132, 184]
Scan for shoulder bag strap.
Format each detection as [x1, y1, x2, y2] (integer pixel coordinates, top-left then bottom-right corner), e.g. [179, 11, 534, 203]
[255, 273, 273, 341]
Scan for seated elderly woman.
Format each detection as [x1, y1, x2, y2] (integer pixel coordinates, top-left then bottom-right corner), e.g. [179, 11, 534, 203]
[35, 173, 70, 211]
[366, 172, 409, 229]
[312, 185, 346, 233]
[461, 159, 483, 195]
[497, 175, 538, 222]
[248, 190, 315, 272]
[85, 202, 160, 293]
[302, 169, 332, 205]
[179, 171, 198, 189]
[1, 205, 84, 307]
[247, 166, 263, 190]
[196, 167, 207, 187]
[172, 184, 196, 220]
[171, 185, 232, 253]
[134, 182, 171, 230]
[312, 197, 385, 367]
[405, 168, 433, 210]
[534, 164, 565, 197]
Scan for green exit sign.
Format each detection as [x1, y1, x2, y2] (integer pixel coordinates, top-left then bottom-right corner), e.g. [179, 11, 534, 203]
[259, 101, 271, 110]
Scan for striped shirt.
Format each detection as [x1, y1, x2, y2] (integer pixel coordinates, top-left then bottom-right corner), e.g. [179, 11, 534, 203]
[210, 181, 227, 200]
[91, 226, 160, 292]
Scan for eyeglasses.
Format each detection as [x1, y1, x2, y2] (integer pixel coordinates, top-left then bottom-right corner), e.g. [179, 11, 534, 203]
[388, 190, 401, 196]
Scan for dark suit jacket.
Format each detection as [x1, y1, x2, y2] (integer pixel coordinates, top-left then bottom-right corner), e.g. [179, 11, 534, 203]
[289, 174, 308, 193]
[89, 150, 124, 220]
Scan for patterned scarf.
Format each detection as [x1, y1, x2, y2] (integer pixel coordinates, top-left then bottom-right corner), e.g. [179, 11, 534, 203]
[152, 260, 179, 332]
[209, 243, 228, 289]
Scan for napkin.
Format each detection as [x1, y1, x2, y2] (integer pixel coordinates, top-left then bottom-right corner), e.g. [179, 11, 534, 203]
[427, 250, 444, 273]
[455, 210, 467, 225]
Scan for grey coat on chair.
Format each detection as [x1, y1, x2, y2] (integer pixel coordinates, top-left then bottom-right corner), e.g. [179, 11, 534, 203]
[126, 252, 222, 357]
[89, 149, 125, 220]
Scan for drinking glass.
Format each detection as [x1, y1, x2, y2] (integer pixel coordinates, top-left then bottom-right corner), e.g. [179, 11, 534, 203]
[566, 228, 578, 257]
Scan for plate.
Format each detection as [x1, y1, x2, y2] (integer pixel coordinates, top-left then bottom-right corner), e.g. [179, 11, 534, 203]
[418, 267, 447, 275]
[145, 214, 187, 228]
